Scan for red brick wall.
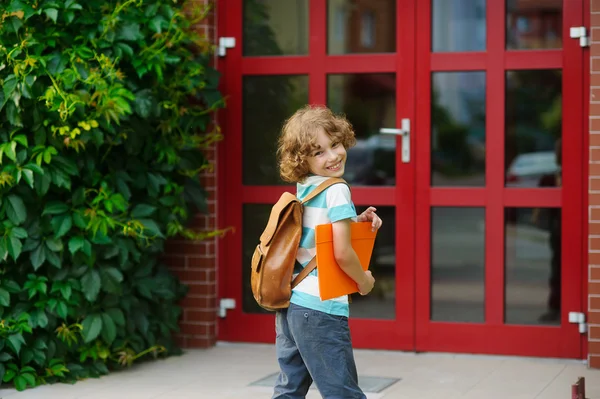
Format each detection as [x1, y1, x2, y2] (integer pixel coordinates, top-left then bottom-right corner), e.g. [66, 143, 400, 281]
[164, 0, 219, 349]
[590, 0, 600, 369]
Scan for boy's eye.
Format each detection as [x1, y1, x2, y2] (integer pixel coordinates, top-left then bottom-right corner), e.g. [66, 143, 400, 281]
[314, 151, 323, 157]
[332, 142, 340, 147]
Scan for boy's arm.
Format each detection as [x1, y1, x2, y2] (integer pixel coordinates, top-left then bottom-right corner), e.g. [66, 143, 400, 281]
[331, 218, 375, 295]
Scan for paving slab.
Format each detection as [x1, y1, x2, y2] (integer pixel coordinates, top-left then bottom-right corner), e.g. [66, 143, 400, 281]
[0, 343, 598, 399]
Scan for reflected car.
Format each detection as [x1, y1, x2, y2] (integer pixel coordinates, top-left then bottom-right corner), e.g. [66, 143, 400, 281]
[506, 151, 559, 188]
[345, 135, 396, 186]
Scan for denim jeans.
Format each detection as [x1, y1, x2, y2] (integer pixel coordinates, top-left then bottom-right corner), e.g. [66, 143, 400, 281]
[272, 303, 366, 399]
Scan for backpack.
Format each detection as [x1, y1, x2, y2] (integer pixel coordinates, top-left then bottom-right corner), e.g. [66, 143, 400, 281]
[250, 177, 347, 311]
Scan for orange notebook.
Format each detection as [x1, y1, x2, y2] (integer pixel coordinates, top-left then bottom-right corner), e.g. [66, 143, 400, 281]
[315, 222, 377, 301]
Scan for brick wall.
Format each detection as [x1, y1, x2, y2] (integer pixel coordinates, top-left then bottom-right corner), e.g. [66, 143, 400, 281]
[590, 0, 600, 369]
[164, 0, 219, 349]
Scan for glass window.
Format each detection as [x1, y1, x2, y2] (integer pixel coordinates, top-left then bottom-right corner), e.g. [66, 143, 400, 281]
[328, 0, 396, 54]
[505, 70, 562, 188]
[328, 74, 396, 186]
[432, 0, 486, 52]
[351, 207, 396, 320]
[506, 0, 562, 50]
[243, 75, 309, 185]
[243, 204, 273, 314]
[431, 207, 485, 323]
[505, 208, 561, 325]
[243, 0, 309, 56]
[431, 72, 486, 187]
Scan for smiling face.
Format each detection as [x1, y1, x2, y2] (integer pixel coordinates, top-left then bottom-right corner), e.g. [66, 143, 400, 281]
[306, 127, 347, 178]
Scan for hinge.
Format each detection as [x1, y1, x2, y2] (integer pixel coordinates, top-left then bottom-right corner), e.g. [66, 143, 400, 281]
[570, 27, 590, 48]
[218, 37, 236, 57]
[219, 298, 236, 318]
[568, 311, 587, 334]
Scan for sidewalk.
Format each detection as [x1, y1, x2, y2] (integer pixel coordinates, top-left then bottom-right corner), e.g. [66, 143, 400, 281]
[1, 343, 599, 399]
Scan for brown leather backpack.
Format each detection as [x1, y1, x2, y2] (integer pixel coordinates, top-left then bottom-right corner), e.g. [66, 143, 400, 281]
[250, 178, 347, 311]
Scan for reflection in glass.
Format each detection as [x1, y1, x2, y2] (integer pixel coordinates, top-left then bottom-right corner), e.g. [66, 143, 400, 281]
[505, 208, 561, 325]
[350, 207, 395, 319]
[431, 72, 486, 187]
[243, 0, 309, 56]
[431, 208, 485, 323]
[505, 70, 561, 188]
[432, 0, 486, 52]
[328, 0, 396, 55]
[243, 75, 309, 185]
[243, 204, 272, 314]
[328, 74, 396, 186]
[506, 0, 562, 50]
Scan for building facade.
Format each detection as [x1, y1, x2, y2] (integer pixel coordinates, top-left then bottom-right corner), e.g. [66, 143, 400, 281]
[171, 0, 600, 368]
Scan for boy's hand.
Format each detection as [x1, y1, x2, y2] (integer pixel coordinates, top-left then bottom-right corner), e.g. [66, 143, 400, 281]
[357, 207, 383, 232]
[358, 271, 375, 296]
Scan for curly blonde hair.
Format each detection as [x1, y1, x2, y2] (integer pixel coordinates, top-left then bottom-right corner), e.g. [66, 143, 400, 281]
[277, 105, 356, 183]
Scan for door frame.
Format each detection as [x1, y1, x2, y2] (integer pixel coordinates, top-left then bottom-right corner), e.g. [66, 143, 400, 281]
[216, 0, 586, 359]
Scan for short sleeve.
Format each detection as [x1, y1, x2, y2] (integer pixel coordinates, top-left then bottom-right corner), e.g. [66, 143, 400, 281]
[325, 184, 357, 223]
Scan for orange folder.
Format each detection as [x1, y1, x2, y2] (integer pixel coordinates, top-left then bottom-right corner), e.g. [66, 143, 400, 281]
[315, 222, 377, 301]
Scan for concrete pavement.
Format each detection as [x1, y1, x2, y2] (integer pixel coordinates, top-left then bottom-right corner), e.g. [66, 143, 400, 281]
[1, 342, 599, 399]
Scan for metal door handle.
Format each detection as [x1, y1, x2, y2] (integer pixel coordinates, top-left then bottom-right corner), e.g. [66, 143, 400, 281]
[379, 118, 410, 163]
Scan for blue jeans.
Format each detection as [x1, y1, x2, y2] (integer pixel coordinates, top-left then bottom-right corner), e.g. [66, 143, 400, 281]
[272, 303, 366, 399]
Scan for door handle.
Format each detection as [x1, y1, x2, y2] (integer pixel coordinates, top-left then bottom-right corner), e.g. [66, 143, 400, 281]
[379, 118, 410, 163]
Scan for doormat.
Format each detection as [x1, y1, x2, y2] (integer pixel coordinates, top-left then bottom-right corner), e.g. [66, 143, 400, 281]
[250, 372, 400, 393]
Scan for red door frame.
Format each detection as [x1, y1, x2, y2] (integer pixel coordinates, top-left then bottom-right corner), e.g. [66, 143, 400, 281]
[217, 0, 585, 358]
[217, 0, 416, 350]
[414, 0, 584, 358]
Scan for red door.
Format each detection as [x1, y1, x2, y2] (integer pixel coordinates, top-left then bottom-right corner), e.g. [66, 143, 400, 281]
[217, 0, 585, 358]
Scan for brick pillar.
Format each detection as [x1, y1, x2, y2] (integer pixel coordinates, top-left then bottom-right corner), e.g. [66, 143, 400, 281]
[164, 0, 219, 349]
[589, 0, 600, 369]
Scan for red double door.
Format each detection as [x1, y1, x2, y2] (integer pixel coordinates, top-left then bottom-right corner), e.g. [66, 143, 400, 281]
[217, 0, 586, 358]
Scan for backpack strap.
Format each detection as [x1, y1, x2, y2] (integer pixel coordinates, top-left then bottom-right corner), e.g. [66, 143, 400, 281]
[291, 257, 316, 288]
[300, 177, 347, 204]
[291, 178, 347, 288]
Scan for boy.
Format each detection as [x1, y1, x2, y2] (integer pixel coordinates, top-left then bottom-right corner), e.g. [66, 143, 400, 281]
[273, 105, 382, 399]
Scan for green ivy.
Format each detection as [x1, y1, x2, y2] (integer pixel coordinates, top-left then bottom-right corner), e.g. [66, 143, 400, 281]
[0, 0, 224, 390]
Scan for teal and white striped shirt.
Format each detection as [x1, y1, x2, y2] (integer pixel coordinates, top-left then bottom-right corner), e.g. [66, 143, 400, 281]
[290, 175, 357, 317]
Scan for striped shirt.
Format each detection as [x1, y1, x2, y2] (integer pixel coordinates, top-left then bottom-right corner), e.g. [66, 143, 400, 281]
[290, 175, 357, 317]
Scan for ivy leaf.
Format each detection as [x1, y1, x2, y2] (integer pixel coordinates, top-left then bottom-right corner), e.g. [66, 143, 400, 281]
[101, 313, 117, 344]
[6, 16, 23, 34]
[0, 288, 10, 307]
[7, 234, 22, 261]
[81, 269, 101, 302]
[3, 75, 18, 99]
[2, 279, 21, 293]
[45, 238, 63, 252]
[116, 22, 142, 41]
[139, 219, 163, 238]
[30, 244, 46, 270]
[30, 309, 48, 328]
[22, 169, 34, 188]
[45, 245, 61, 268]
[7, 333, 26, 355]
[149, 15, 167, 33]
[43, 201, 69, 215]
[52, 215, 73, 238]
[134, 89, 153, 118]
[6, 101, 23, 127]
[44, 8, 58, 23]
[14, 375, 27, 391]
[6, 195, 27, 225]
[131, 204, 156, 218]
[81, 314, 103, 343]
[68, 236, 84, 255]
[106, 308, 125, 327]
[56, 300, 68, 319]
